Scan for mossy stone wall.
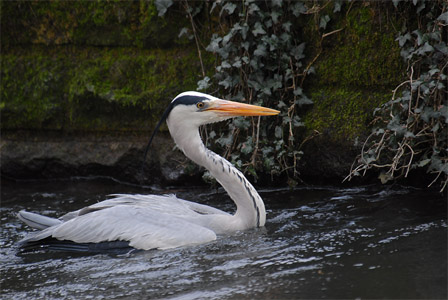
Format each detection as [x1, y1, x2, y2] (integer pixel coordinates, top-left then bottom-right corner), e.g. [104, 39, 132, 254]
[304, 3, 405, 143]
[1, 1, 205, 131]
[2, 46, 202, 130]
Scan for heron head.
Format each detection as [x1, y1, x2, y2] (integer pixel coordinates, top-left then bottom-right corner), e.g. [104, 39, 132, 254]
[167, 91, 280, 127]
[142, 91, 279, 170]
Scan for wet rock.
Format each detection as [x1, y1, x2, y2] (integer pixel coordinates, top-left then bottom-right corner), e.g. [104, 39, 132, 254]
[0, 130, 196, 185]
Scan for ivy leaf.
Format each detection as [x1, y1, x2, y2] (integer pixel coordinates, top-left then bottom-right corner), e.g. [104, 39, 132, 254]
[248, 3, 260, 14]
[275, 126, 283, 138]
[218, 77, 233, 89]
[252, 22, 266, 36]
[416, 42, 434, 55]
[400, 46, 412, 59]
[154, 0, 173, 16]
[293, 87, 303, 96]
[295, 95, 313, 106]
[290, 42, 306, 60]
[232, 59, 242, 68]
[404, 131, 415, 138]
[437, 11, 448, 23]
[222, 32, 233, 45]
[197, 76, 210, 91]
[221, 61, 231, 69]
[277, 101, 286, 109]
[271, 0, 282, 7]
[375, 128, 385, 135]
[282, 22, 292, 32]
[261, 87, 272, 95]
[216, 135, 233, 147]
[434, 43, 448, 55]
[254, 44, 267, 56]
[290, 2, 307, 16]
[282, 116, 291, 125]
[432, 122, 440, 133]
[241, 137, 253, 155]
[378, 172, 393, 184]
[417, 159, 431, 167]
[430, 156, 448, 174]
[319, 15, 330, 29]
[411, 80, 422, 91]
[206, 35, 222, 52]
[271, 11, 281, 24]
[293, 116, 303, 127]
[416, 2, 425, 14]
[428, 68, 440, 76]
[178, 27, 188, 37]
[241, 41, 250, 50]
[210, 1, 218, 13]
[233, 117, 250, 129]
[396, 33, 411, 47]
[247, 80, 261, 91]
[412, 29, 423, 45]
[334, 1, 342, 13]
[221, 2, 237, 15]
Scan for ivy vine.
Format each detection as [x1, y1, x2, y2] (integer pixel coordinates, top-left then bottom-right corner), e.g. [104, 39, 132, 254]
[345, 0, 448, 191]
[155, 0, 340, 183]
[156, 0, 447, 191]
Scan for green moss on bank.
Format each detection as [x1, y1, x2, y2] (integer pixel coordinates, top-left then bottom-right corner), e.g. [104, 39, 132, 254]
[315, 5, 404, 88]
[1, 46, 205, 130]
[305, 87, 390, 141]
[0, 1, 189, 48]
[304, 2, 406, 142]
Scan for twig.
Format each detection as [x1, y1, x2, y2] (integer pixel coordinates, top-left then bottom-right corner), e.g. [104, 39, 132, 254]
[184, 0, 206, 78]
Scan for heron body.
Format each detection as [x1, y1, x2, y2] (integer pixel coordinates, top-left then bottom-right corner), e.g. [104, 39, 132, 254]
[17, 92, 279, 252]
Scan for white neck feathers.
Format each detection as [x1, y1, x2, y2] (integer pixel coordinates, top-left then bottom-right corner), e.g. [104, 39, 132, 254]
[167, 118, 266, 229]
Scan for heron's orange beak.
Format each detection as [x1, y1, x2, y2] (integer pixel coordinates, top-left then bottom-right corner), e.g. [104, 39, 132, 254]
[205, 99, 280, 117]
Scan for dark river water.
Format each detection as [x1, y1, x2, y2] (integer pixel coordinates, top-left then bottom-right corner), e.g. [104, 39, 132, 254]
[1, 178, 447, 299]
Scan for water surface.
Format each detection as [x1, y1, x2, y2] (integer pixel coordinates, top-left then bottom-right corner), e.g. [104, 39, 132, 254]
[1, 179, 446, 299]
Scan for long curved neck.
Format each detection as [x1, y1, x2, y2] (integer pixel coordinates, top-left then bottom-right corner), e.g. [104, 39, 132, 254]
[168, 124, 266, 229]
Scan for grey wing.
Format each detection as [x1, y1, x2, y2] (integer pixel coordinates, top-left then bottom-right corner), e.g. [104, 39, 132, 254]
[59, 194, 229, 222]
[21, 205, 217, 250]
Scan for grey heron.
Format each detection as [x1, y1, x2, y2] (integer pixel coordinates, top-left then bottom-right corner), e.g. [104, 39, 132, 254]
[17, 91, 279, 253]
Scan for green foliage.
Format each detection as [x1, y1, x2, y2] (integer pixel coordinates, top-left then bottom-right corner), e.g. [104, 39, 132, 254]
[204, 1, 316, 180]
[158, 1, 413, 184]
[158, 0, 318, 180]
[346, 0, 448, 191]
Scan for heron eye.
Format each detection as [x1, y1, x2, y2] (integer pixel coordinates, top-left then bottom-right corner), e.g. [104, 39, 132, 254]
[196, 102, 205, 109]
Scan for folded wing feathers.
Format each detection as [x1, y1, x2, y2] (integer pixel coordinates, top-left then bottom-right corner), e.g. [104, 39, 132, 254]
[52, 206, 217, 250]
[19, 194, 221, 250]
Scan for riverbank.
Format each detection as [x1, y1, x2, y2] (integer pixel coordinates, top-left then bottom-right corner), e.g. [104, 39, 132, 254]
[1, 1, 444, 189]
[2, 129, 433, 189]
